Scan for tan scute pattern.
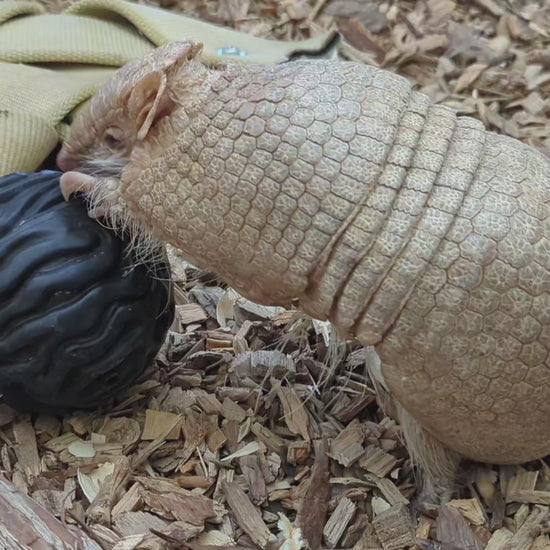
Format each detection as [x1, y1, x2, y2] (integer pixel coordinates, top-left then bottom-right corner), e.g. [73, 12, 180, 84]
[60, 45, 550, 467]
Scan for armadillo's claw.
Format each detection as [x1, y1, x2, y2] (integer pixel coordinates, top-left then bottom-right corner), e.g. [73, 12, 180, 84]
[59, 171, 96, 202]
[88, 205, 106, 219]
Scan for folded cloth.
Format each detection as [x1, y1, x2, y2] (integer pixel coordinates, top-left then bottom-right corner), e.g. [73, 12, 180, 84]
[0, 0, 338, 176]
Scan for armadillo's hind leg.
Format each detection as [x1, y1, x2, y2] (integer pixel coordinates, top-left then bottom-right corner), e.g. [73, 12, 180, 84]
[396, 402, 461, 515]
[410, 463, 457, 519]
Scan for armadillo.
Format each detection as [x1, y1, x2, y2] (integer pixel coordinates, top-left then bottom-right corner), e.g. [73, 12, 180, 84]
[57, 42, 550, 474]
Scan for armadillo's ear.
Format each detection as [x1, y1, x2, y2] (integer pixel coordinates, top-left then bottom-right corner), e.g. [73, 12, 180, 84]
[125, 42, 203, 141]
[127, 71, 177, 141]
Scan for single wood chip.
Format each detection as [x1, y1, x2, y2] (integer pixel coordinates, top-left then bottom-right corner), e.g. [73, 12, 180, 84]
[508, 489, 550, 504]
[435, 504, 484, 550]
[112, 482, 142, 519]
[13, 416, 41, 481]
[206, 424, 228, 453]
[223, 419, 240, 454]
[414, 34, 448, 53]
[287, 440, 311, 465]
[485, 527, 514, 550]
[174, 475, 215, 489]
[222, 397, 247, 423]
[251, 422, 285, 454]
[353, 523, 382, 550]
[239, 455, 267, 505]
[333, 395, 374, 423]
[454, 63, 489, 92]
[98, 417, 141, 452]
[448, 498, 486, 526]
[375, 478, 409, 506]
[112, 510, 169, 538]
[360, 445, 397, 478]
[372, 497, 391, 516]
[323, 497, 357, 548]
[197, 530, 236, 546]
[151, 520, 204, 544]
[177, 303, 208, 325]
[142, 410, 183, 441]
[329, 419, 365, 467]
[222, 480, 273, 549]
[373, 504, 414, 550]
[138, 476, 222, 526]
[194, 389, 224, 414]
[296, 440, 330, 550]
[87, 456, 130, 526]
[131, 413, 185, 469]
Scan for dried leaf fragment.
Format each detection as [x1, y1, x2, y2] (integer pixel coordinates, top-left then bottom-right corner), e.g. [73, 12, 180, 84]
[68, 439, 96, 458]
[78, 463, 115, 503]
[276, 385, 310, 442]
[222, 441, 261, 462]
[454, 63, 489, 93]
[278, 513, 305, 550]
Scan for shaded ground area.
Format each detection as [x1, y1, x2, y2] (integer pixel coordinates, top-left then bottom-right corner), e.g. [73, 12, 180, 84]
[3, 0, 550, 549]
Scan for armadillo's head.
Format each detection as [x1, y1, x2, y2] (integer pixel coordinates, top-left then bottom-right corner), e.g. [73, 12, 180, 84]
[57, 41, 203, 178]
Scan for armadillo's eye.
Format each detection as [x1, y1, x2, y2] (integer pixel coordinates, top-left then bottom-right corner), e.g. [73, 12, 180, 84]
[104, 127, 124, 149]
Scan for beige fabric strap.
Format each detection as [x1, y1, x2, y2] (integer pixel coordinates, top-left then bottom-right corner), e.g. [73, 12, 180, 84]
[0, 112, 59, 176]
[65, 0, 336, 65]
[0, 0, 338, 176]
[0, 0, 43, 25]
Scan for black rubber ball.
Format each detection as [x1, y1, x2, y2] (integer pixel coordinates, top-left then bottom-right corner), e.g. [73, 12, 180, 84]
[0, 171, 174, 413]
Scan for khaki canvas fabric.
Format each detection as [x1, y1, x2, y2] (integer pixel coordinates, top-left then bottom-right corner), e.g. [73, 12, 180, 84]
[0, 0, 338, 176]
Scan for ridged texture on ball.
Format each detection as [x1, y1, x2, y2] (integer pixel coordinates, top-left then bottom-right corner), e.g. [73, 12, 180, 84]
[0, 171, 174, 413]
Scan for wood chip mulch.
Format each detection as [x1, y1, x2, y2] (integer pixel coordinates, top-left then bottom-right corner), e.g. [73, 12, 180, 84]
[5, 0, 550, 549]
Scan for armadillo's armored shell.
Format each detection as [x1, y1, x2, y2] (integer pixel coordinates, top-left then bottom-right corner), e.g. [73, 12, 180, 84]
[0, 171, 174, 413]
[115, 57, 550, 466]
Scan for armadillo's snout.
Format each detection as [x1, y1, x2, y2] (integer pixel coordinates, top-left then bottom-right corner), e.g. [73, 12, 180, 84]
[56, 149, 80, 172]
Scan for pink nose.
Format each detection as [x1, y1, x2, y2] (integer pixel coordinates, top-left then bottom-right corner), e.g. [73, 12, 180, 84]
[56, 149, 79, 172]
